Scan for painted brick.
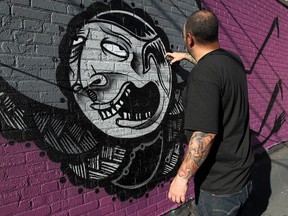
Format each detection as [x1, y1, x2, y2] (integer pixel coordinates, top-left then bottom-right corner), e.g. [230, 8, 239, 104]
[17, 200, 32, 213]
[0, 2, 10, 15]
[88, 204, 115, 216]
[25, 150, 48, 164]
[83, 191, 97, 203]
[53, 211, 69, 216]
[34, 33, 52, 45]
[0, 153, 25, 168]
[0, 168, 5, 181]
[66, 187, 81, 197]
[125, 200, 148, 215]
[67, 5, 85, 16]
[26, 162, 47, 175]
[1, 42, 35, 54]
[137, 204, 157, 216]
[16, 205, 51, 216]
[46, 160, 61, 170]
[43, 23, 61, 34]
[11, 6, 50, 21]
[0, 191, 20, 206]
[20, 184, 41, 199]
[52, 35, 63, 45]
[147, 191, 166, 206]
[31, 0, 67, 13]
[106, 209, 127, 216]
[17, 56, 55, 68]
[36, 45, 58, 57]
[0, 54, 16, 65]
[99, 195, 114, 207]
[28, 170, 62, 185]
[0, 176, 28, 193]
[2, 16, 22, 29]
[11, 0, 30, 5]
[157, 182, 170, 194]
[51, 195, 85, 214]
[0, 28, 12, 42]
[13, 30, 35, 43]
[114, 199, 133, 211]
[68, 200, 99, 216]
[0, 202, 19, 215]
[41, 180, 59, 193]
[23, 19, 43, 32]
[51, 12, 73, 24]
[157, 197, 177, 208]
[7, 164, 28, 178]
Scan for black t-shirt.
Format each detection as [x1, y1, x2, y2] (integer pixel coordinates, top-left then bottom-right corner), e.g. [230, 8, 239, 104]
[183, 48, 254, 194]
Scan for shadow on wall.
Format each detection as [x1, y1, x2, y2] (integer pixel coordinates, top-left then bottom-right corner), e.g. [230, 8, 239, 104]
[238, 142, 272, 216]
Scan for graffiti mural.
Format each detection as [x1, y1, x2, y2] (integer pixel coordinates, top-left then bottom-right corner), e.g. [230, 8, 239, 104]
[0, 0, 185, 201]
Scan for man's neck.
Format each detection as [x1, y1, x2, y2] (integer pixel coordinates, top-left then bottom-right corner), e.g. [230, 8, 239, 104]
[192, 41, 220, 62]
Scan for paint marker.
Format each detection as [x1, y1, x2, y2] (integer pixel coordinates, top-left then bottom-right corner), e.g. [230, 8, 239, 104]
[165, 55, 174, 64]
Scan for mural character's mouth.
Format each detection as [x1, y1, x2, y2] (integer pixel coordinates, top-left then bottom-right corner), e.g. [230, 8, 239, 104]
[91, 82, 160, 126]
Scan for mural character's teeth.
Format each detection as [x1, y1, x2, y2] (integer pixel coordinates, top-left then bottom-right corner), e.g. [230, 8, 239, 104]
[111, 108, 117, 114]
[123, 112, 128, 119]
[106, 111, 112, 118]
[102, 111, 107, 119]
[115, 104, 121, 110]
[119, 100, 124, 105]
[127, 89, 131, 93]
[125, 91, 129, 96]
[148, 111, 151, 117]
[145, 112, 149, 118]
[127, 113, 131, 120]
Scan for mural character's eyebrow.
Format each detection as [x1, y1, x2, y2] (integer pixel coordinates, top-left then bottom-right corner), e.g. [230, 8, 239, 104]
[100, 27, 132, 48]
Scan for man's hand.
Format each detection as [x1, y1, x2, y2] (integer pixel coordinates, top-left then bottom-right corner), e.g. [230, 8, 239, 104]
[168, 131, 215, 204]
[165, 52, 186, 64]
[165, 52, 197, 65]
[168, 175, 189, 204]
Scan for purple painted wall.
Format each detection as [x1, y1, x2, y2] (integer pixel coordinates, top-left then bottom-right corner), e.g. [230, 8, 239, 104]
[0, 0, 287, 215]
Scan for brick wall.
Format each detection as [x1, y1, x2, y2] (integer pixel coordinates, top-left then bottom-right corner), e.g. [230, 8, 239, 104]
[0, 0, 287, 216]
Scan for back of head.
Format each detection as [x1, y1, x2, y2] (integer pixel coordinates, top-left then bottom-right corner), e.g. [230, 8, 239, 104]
[185, 10, 218, 44]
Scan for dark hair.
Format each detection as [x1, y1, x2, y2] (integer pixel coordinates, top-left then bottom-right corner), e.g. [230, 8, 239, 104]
[185, 10, 218, 44]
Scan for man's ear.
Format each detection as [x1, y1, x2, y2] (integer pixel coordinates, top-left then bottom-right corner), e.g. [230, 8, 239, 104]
[186, 33, 194, 48]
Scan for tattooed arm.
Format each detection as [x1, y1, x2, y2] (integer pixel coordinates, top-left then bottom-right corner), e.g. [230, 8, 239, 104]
[168, 131, 216, 203]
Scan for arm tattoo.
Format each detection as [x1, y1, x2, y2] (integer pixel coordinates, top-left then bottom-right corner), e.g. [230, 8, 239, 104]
[177, 132, 215, 180]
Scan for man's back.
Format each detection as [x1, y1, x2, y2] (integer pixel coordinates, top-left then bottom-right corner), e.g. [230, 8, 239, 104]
[184, 49, 254, 194]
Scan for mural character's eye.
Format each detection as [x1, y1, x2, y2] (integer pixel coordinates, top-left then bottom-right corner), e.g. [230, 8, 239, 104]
[88, 74, 108, 89]
[101, 41, 129, 60]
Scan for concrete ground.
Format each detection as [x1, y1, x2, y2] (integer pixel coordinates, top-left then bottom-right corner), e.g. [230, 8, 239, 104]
[164, 142, 288, 216]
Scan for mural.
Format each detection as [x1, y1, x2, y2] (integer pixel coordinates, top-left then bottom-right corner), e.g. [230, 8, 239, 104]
[0, 0, 286, 208]
[0, 0, 185, 201]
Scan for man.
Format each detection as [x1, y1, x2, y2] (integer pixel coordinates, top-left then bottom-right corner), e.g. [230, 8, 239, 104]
[166, 10, 254, 216]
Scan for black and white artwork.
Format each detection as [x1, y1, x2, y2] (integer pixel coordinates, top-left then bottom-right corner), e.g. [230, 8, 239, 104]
[0, 0, 185, 201]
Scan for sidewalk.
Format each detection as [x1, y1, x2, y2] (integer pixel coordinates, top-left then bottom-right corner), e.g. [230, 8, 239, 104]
[164, 142, 288, 216]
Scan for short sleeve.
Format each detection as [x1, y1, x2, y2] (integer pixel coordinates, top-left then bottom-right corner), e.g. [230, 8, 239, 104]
[184, 80, 220, 134]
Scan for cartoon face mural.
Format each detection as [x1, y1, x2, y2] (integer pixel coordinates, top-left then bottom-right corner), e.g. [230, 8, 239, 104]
[0, 0, 185, 201]
[68, 11, 172, 138]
